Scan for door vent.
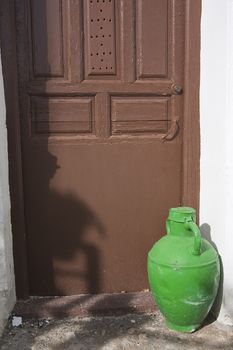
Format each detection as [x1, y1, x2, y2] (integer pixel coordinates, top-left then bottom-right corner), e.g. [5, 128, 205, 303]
[88, 0, 116, 75]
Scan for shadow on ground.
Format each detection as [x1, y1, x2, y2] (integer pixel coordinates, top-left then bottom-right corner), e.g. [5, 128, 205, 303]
[1, 310, 233, 350]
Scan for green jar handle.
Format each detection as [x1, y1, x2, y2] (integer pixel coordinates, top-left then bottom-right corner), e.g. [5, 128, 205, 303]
[185, 221, 202, 255]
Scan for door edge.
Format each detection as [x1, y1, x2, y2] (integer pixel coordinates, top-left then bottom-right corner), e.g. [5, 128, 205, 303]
[0, 0, 30, 298]
[182, 0, 201, 215]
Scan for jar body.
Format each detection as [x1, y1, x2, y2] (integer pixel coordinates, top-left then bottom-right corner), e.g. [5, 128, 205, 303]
[147, 207, 220, 332]
[148, 241, 220, 332]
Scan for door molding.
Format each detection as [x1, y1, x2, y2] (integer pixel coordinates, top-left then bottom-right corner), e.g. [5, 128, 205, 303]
[0, 0, 29, 298]
[182, 0, 201, 213]
[0, 0, 201, 299]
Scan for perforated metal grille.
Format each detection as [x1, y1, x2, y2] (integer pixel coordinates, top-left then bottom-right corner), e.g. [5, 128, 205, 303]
[88, 0, 116, 75]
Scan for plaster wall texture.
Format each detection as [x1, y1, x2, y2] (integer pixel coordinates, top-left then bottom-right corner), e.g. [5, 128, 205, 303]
[200, 0, 233, 325]
[0, 52, 15, 334]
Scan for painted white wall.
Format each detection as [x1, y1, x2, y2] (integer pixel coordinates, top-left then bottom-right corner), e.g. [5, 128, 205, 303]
[200, 0, 233, 326]
[0, 52, 16, 334]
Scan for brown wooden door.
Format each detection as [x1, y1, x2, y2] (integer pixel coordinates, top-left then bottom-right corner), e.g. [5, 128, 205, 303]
[15, 0, 187, 296]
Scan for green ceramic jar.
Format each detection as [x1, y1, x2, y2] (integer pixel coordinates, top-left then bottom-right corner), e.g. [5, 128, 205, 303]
[148, 207, 220, 332]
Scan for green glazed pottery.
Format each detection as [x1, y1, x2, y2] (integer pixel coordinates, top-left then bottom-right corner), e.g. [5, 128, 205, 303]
[148, 207, 220, 332]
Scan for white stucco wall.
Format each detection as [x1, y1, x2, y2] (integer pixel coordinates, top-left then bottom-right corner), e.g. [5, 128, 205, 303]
[200, 0, 233, 325]
[0, 52, 16, 334]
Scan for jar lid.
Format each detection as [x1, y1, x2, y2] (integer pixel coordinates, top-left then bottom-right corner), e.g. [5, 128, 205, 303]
[168, 207, 196, 223]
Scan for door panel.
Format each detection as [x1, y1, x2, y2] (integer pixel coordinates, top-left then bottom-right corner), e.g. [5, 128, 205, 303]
[16, 0, 185, 295]
[136, 0, 168, 78]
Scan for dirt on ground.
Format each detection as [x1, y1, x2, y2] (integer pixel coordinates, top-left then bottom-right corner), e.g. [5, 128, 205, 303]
[0, 312, 233, 350]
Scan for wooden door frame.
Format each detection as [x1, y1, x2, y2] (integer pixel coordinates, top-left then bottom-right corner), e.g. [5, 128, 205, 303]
[0, 0, 201, 300]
